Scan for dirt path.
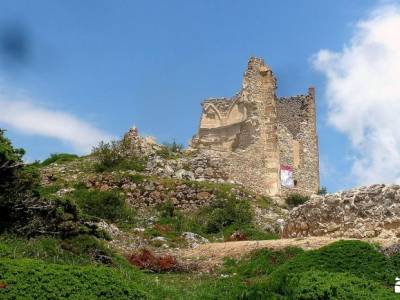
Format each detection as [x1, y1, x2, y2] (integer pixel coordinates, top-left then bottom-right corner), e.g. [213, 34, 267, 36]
[179, 236, 397, 269]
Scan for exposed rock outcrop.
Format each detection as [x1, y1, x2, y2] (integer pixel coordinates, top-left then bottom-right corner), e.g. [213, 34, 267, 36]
[282, 184, 400, 239]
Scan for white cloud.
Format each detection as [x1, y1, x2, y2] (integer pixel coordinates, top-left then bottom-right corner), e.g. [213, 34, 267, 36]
[313, 4, 400, 185]
[0, 97, 113, 153]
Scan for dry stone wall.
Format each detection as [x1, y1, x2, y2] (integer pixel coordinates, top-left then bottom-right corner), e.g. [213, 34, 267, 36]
[85, 173, 251, 210]
[282, 184, 400, 239]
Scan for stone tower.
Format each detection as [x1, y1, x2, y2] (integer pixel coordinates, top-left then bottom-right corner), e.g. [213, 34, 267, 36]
[191, 57, 319, 196]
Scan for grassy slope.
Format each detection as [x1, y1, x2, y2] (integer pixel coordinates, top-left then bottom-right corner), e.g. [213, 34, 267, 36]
[4, 157, 397, 299]
[1, 237, 399, 299]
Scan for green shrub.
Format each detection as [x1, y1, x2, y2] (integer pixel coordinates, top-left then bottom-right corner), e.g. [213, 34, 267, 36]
[92, 141, 147, 172]
[0, 129, 36, 231]
[285, 193, 309, 207]
[317, 186, 327, 195]
[157, 201, 176, 218]
[238, 241, 397, 299]
[0, 258, 146, 299]
[223, 247, 303, 278]
[390, 252, 400, 272]
[72, 187, 136, 225]
[199, 198, 253, 234]
[284, 270, 396, 300]
[156, 140, 184, 159]
[151, 195, 274, 241]
[0, 130, 90, 237]
[41, 153, 79, 166]
[266, 240, 396, 294]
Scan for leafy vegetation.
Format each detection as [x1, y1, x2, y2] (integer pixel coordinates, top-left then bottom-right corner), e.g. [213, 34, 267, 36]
[149, 196, 276, 243]
[282, 270, 396, 300]
[267, 240, 396, 287]
[317, 186, 328, 195]
[70, 184, 136, 228]
[243, 240, 398, 299]
[156, 140, 184, 159]
[92, 140, 147, 172]
[0, 258, 147, 299]
[41, 153, 79, 166]
[198, 198, 253, 233]
[223, 247, 303, 278]
[2, 130, 399, 299]
[0, 129, 37, 232]
[0, 129, 88, 237]
[0, 235, 398, 299]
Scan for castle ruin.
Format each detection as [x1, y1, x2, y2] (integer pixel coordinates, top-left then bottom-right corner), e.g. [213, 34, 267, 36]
[191, 57, 319, 197]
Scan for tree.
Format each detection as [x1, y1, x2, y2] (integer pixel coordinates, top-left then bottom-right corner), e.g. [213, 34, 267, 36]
[0, 129, 100, 237]
[0, 129, 38, 231]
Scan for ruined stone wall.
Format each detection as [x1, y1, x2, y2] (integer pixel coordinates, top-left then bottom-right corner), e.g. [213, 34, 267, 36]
[277, 89, 319, 195]
[282, 184, 400, 239]
[191, 57, 280, 196]
[191, 57, 319, 197]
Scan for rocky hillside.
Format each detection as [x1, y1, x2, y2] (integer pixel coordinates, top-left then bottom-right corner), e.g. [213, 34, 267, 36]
[2, 127, 400, 299]
[39, 127, 287, 253]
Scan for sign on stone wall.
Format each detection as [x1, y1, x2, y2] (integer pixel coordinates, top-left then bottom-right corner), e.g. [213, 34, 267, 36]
[281, 165, 294, 188]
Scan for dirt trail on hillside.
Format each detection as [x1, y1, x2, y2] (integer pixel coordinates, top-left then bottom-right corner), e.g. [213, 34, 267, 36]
[178, 236, 397, 269]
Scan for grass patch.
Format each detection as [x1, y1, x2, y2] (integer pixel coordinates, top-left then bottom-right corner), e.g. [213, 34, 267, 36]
[285, 193, 309, 208]
[0, 234, 114, 265]
[255, 195, 274, 209]
[41, 153, 79, 166]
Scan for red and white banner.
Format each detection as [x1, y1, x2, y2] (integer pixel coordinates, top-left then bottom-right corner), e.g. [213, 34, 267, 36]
[280, 165, 294, 188]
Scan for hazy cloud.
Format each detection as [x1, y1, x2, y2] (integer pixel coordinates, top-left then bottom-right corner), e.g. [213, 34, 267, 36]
[313, 4, 400, 184]
[0, 96, 113, 153]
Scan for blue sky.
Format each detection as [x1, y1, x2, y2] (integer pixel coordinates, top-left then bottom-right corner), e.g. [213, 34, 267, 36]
[0, 0, 398, 192]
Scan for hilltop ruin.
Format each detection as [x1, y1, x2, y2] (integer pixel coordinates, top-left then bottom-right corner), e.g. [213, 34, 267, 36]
[191, 57, 319, 196]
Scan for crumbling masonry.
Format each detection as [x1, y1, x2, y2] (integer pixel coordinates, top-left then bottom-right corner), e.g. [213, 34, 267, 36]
[191, 57, 319, 196]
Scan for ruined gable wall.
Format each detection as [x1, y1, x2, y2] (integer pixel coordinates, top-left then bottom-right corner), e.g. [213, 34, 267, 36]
[192, 57, 281, 195]
[277, 88, 319, 195]
[191, 57, 319, 197]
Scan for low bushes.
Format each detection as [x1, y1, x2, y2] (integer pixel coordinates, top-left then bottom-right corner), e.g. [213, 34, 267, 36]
[71, 186, 136, 226]
[0, 258, 146, 299]
[151, 197, 273, 241]
[317, 186, 327, 195]
[241, 240, 397, 299]
[92, 140, 147, 172]
[268, 240, 395, 287]
[1, 237, 398, 299]
[284, 270, 396, 300]
[223, 247, 303, 278]
[198, 198, 253, 234]
[156, 140, 184, 159]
